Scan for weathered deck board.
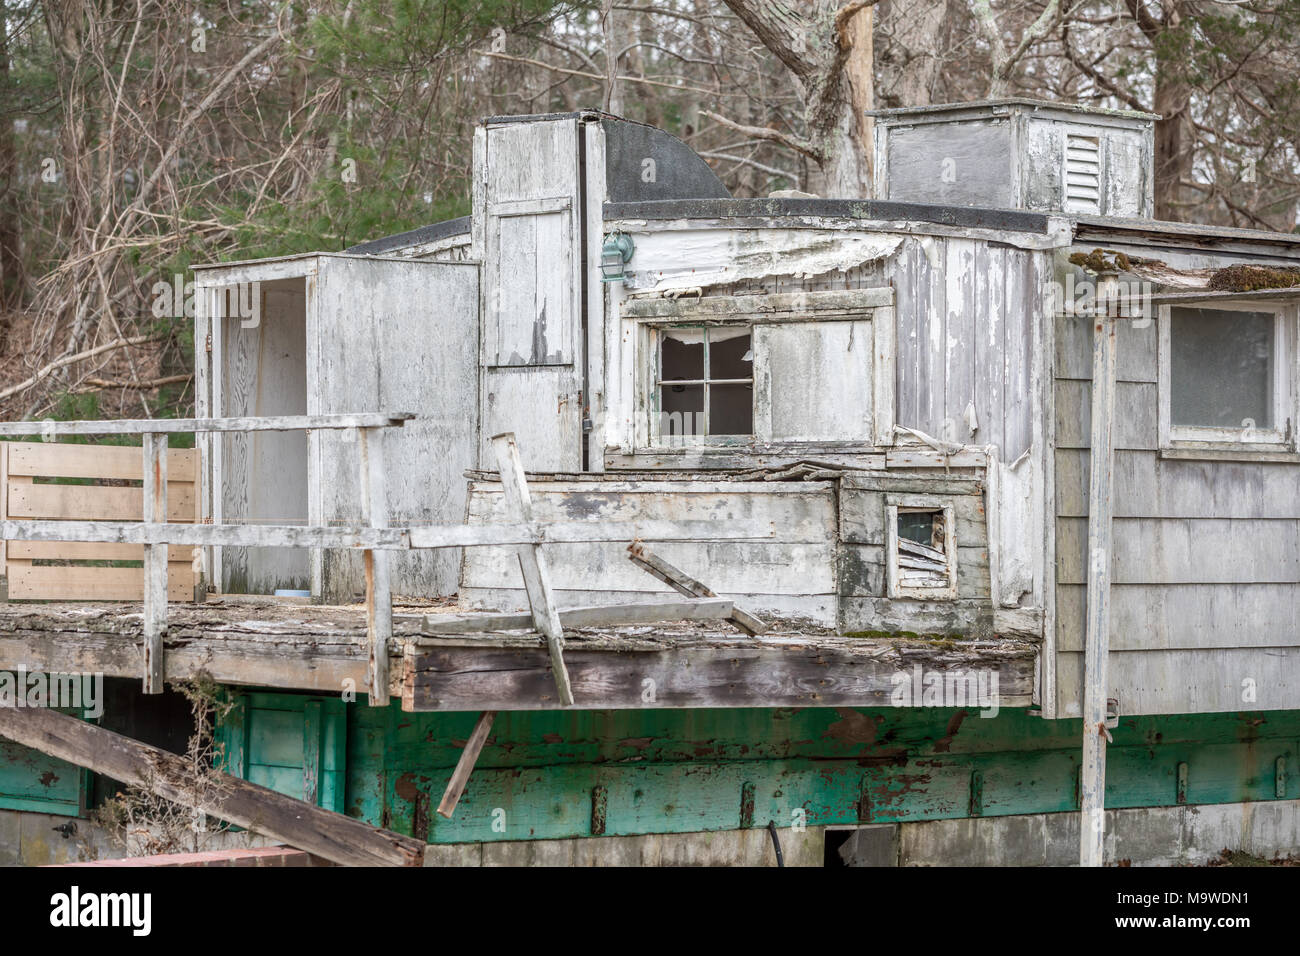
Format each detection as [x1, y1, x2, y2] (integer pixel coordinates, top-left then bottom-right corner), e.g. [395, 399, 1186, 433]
[404, 625, 1037, 712]
[0, 602, 1036, 711]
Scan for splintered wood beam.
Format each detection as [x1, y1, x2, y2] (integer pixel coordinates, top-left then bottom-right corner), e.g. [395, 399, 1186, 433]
[492, 432, 573, 706]
[359, 427, 391, 707]
[627, 544, 768, 635]
[423, 597, 735, 634]
[0, 705, 424, 867]
[437, 710, 496, 819]
[141, 433, 167, 694]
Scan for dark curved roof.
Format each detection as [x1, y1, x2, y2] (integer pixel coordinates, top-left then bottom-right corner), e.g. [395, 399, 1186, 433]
[345, 216, 470, 255]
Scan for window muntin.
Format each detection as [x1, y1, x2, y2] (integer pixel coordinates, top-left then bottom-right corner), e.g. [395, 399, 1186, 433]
[656, 326, 753, 439]
[1170, 307, 1275, 430]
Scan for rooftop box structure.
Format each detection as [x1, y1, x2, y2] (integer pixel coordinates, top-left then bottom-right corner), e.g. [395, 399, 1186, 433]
[869, 98, 1158, 217]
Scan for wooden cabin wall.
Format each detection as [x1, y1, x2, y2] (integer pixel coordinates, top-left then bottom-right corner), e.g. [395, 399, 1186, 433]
[613, 231, 1041, 458]
[1053, 243, 1300, 717]
[606, 227, 1049, 612]
[460, 479, 840, 624]
[220, 278, 311, 593]
[312, 257, 479, 602]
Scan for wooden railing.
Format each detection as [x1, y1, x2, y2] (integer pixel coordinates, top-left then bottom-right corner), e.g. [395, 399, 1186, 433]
[1, 440, 200, 601]
[0, 417, 775, 710]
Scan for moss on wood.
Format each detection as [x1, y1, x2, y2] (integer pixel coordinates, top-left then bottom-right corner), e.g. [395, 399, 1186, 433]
[1205, 264, 1300, 293]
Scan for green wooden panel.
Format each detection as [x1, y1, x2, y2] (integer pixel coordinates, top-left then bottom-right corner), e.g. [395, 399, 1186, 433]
[0, 738, 88, 817]
[218, 694, 1300, 844]
[216, 692, 347, 813]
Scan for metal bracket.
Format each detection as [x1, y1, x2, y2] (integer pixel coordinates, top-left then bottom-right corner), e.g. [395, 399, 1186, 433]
[1105, 696, 1120, 729]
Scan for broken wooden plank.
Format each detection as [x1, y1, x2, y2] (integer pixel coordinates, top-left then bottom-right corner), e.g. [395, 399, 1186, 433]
[437, 710, 496, 819]
[0, 705, 423, 866]
[422, 596, 735, 635]
[492, 432, 573, 706]
[627, 543, 768, 635]
[141, 433, 167, 694]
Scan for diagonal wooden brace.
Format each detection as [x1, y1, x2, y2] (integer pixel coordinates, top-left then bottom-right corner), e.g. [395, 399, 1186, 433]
[491, 433, 574, 706]
[627, 543, 768, 635]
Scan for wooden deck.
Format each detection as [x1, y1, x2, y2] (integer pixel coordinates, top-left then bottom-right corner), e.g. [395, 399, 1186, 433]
[0, 599, 1039, 711]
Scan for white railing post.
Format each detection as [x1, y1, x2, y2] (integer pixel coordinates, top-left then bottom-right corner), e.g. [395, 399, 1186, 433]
[358, 426, 391, 706]
[142, 433, 168, 693]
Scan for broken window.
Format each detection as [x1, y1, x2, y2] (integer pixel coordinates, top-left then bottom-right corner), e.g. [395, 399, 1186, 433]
[887, 501, 957, 599]
[1161, 302, 1295, 450]
[656, 326, 753, 439]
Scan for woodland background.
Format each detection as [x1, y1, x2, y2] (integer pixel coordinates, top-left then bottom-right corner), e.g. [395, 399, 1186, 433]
[0, 0, 1297, 422]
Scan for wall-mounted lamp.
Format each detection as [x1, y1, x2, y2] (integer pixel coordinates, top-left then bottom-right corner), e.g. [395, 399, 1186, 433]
[600, 231, 635, 283]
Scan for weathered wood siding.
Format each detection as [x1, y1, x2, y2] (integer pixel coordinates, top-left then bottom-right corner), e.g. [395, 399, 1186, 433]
[1054, 242, 1300, 716]
[460, 479, 839, 624]
[837, 472, 992, 634]
[476, 117, 584, 471]
[605, 225, 1050, 613]
[312, 257, 479, 601]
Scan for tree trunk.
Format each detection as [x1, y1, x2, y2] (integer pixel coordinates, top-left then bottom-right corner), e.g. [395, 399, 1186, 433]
[723, 0, 877, 199]
[0, 5, 22, 332]
[1152, 34, 1193, 220]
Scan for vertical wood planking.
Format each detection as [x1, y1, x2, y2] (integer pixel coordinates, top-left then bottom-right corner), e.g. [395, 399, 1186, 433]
[1080, 280, 1119, 866]
[491, 432, 573, 706]
[359, 427, 391, 706]
[142, 433, 168, 694]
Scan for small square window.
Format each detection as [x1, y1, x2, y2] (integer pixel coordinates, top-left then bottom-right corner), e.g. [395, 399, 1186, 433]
[1170, 307, 1274, 429]
[886, 499, 957, 600]
[656, 326, 753, 440]
[1159, 302, 1295, 453]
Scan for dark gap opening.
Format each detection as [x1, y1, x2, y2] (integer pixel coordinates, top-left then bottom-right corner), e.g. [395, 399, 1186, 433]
[824, 829, 853, 867]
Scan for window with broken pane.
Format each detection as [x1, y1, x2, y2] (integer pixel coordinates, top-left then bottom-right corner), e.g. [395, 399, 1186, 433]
[896, 508, 950, 589]
[1170, 307, 1275, 430]
[657, 326, 753, 438]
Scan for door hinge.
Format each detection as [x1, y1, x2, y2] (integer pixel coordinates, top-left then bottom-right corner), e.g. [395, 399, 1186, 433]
[205, 332, 212, 353]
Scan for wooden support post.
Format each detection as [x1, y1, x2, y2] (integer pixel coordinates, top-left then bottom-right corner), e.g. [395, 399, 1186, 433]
[436, 710, 496, 819]
[491, 432, 573, 706]
[1081, 274, 1119, 868]
[627, 543, 768, 635]
[0, 705, 424, 866]
[142, 433, 168, 694]
[358, 427, 391, 707]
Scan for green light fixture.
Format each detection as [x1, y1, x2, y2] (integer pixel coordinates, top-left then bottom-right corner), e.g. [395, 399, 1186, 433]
[600, 231, 635, 283]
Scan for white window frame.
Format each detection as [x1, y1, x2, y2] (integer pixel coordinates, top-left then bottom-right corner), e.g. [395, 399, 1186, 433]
[649, 323, 755, 447]
[886, 495, 958, 601]
[1157, 299, 1299, 455]
[626, 291, 897, 455]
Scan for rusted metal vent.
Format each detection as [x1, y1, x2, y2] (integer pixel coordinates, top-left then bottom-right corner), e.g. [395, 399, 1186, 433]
[869, 98, 1157, 218]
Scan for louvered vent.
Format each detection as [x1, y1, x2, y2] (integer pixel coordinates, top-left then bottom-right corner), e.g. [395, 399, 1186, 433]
[1064, 133, 1102, 214]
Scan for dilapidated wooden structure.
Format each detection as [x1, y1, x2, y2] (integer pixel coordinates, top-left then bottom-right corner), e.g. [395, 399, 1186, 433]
[2, 102, 1299, 867]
